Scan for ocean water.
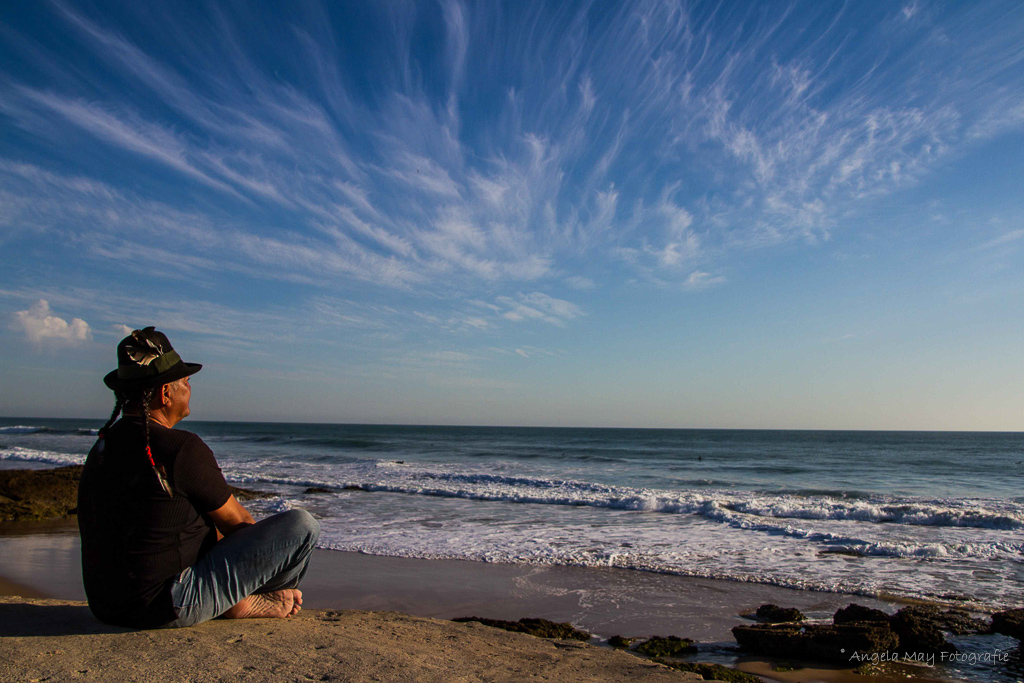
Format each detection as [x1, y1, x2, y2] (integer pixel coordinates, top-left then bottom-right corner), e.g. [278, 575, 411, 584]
[3, 418, 1024, 612]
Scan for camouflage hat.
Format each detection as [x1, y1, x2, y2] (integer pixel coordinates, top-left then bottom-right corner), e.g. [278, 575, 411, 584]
[103, 327, 202, 391]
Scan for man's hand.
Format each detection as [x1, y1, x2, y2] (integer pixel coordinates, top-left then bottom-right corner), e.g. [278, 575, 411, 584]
[207, 495, 256, 538]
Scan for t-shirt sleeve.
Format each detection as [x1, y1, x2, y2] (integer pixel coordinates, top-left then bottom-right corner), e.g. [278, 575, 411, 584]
[174, 435, 233, 513]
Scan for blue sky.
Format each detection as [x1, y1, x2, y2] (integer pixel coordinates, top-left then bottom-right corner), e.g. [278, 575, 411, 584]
[1, 1, 1023, 429]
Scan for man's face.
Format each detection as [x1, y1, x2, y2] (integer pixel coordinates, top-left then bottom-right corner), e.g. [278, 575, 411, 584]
[169, 376, 192, 421]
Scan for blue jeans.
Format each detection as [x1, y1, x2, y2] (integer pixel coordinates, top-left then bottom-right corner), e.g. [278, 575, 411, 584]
[165, 509, 320, 628]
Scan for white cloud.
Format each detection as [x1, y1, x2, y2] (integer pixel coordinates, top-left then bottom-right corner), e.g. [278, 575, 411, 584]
[16, 88, 237, 196]
[441, 0, 469, 88]
[977, 229, 1024, 250]
[386, 152, 462, 198]
[459, 316, 492, 331]
[413, 311, 441, 324]
[564, 275, 596, 290]
[496, 292, 583, 326]
[508, 346, 558, 359]
[13, 300, 92, 344]
[684, 272, 726, 290]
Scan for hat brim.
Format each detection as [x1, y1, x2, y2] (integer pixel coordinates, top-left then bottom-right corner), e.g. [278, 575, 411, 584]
[104, 361, 202, 392]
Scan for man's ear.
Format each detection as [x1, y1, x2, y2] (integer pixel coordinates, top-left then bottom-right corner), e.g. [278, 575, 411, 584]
[154, 382, 173, 407]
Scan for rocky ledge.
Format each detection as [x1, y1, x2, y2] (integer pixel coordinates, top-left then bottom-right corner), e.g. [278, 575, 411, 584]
[0, 466, 269, 522]
[733, 602, 1003, 665]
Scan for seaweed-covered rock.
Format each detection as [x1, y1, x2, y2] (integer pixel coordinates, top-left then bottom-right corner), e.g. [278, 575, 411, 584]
[732, 623, 898, 663]
[654, 659, 761, 682]
[452, 617, 591, 641]
[0, 466, 83, 521]
[304, 487, 333, 494]
[0, 465, 271, 522]
[890, 607, 956, 655]
[755, 604, 805, 623]
[608, 635, 635, 648]
[936, 609, 988, 636]
[833, 603, 983, 637]
[833, 603, 890, 625]
[227, 483, 273, 501]
[990, 608, 1024, 640]
[635, 636, 697, 657]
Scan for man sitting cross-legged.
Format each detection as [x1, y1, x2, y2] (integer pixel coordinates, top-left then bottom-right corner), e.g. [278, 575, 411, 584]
[78, 327, 319, 629]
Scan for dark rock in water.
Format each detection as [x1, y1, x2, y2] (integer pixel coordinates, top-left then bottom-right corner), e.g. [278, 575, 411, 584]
[0, 465, 270, 522]
[890, 606, 957, 655]
[227, 484, 273, 501]
[654, 659, 761, 682]
[755, 604, 805, 623]
[834, 603, 890, 625]
[608, 635, 635, 648]
[635, 636, 697, 657]
[512, 618, 591, 641]
[452, 617, 591, 641]
[833, 603, 983, 637]
[732, 623, 898, 663]
[936, 608, 988, 636]
[304, 487, 332, 494]
[734, 604, 970, 664]
[990, 608, 1024, 640]
[0, 465, 82, 521]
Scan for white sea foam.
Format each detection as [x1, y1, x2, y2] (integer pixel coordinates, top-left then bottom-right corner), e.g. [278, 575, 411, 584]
[226, 460, 1024, 534]
[0, 446, 85, 466]
[0, 425, 49, 434]
[303, 490, 1022, 610]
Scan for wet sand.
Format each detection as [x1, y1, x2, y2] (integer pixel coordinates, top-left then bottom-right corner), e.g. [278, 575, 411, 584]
[0, 528, 902, 641]
[0, 527, 959, 683]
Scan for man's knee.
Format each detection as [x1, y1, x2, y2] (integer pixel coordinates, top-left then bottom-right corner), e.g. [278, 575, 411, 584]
[274, 508, 320, 545]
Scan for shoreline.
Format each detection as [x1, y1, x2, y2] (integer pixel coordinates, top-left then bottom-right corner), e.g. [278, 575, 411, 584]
[0, 525, 909, 642]
[0, 526, 965, 683]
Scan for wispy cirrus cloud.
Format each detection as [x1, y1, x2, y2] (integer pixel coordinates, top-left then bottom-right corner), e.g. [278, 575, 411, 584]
[11, 87, 240, 197]
[496, 292, 584, 326]
[977, 229, 1024, 251]
[1, 0, 1023, 342]
[684, 271, 727, 290]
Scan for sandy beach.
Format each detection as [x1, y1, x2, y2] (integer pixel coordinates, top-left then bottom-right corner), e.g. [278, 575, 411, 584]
[1, 595, 716, 683]
[0, 522, 733, 682]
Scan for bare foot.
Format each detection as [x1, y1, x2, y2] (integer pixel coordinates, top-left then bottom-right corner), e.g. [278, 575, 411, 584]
[222, 589, 302, 619]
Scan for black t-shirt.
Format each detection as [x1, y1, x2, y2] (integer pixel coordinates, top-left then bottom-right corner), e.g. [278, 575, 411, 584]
[77, 416, 232, 628]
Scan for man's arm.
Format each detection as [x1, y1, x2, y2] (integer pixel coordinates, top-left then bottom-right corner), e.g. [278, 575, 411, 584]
[207, 495, 256, 538]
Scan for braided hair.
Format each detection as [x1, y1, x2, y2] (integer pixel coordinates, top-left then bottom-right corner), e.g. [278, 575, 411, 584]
[96, 394, 124, 441]
[97, 386, 173, 497]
